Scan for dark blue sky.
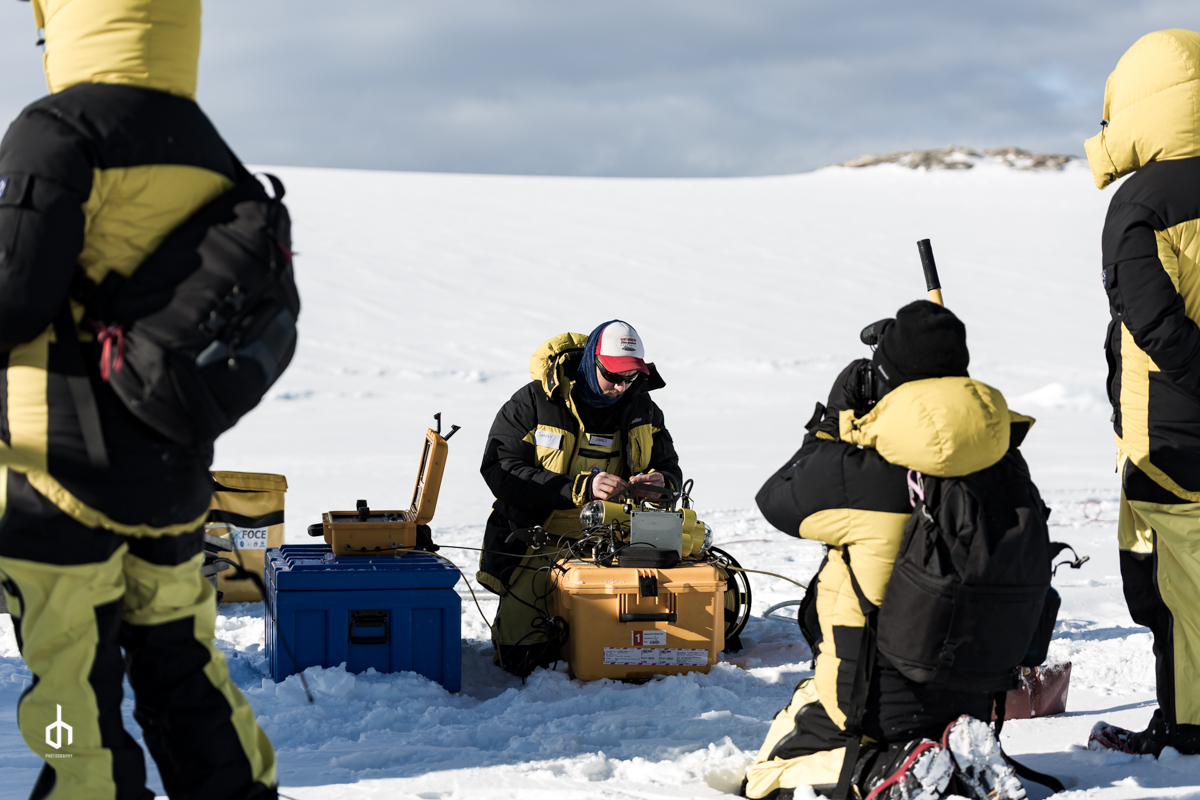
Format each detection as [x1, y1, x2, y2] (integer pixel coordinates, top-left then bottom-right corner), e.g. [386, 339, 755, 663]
[2, 1, 1198, 177]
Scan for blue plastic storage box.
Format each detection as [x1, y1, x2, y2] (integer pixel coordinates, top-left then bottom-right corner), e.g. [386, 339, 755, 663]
[264, 544, 461, 691]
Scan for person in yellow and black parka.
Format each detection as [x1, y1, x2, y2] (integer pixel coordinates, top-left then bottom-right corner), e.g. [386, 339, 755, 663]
[1084, 29, 1200, 757]
[742, 302, 1036, 800]
[478, 320, 681, 677]
[0, 1, 276, 798]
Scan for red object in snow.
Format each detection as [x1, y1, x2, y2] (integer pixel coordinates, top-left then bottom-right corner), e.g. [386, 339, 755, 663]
[993, 662, 1072, 721]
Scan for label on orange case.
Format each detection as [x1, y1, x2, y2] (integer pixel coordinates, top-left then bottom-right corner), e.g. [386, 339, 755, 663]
[632, 630, 667, 647]
[603, 647, 707, 666]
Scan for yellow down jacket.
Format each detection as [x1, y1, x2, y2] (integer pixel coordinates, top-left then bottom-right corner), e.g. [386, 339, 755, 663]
[1086, 29, 1200, 499]
[477, 333, 681, 591]
[757, 371, 1031, 731]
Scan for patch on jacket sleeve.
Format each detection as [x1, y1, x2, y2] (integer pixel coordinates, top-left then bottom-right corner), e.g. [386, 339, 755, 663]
[534, 430, 563, 449]
[0, 174, 30, 205]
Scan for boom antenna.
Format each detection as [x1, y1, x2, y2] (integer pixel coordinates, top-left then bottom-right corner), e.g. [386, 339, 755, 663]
[916, 239, 944, 306]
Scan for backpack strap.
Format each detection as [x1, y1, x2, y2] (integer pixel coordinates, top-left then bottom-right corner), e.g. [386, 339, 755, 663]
[833, 546, 880, 800]
[992, 690, 1066, 793]
[53, 302, 109, 469]
[222, 142, 286, 201]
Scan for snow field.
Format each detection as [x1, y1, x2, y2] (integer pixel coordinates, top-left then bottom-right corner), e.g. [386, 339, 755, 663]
[0, 160, 1186, 797]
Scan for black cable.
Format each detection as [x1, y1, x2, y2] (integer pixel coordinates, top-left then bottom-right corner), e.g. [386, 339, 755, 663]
[212, 546, 314, 704]
[703, 546, 753, 646]
[493, 541, 575, 678]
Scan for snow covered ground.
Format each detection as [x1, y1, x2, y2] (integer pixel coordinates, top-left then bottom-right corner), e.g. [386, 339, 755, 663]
[0, 159, 1184, 798]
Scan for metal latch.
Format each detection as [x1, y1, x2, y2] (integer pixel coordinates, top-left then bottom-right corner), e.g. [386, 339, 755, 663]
[639, 575, 658, 598]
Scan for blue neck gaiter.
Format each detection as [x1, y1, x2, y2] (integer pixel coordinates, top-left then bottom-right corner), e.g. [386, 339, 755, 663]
[572, 319, 625, 408]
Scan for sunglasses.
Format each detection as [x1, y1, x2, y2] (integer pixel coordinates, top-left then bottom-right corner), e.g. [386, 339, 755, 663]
[595, 359, 641, 385]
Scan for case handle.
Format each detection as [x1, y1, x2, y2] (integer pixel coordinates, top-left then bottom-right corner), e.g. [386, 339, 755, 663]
[349, 610, 389, 645]
[619, 613, 677, 623]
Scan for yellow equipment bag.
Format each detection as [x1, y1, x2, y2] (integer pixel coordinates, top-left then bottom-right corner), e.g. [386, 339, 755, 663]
[554, 560, 725, 681]
[208, 471, 287, 603]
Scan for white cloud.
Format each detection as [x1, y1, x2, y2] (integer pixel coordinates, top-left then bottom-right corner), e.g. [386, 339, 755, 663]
[1, 0, 1197, 176]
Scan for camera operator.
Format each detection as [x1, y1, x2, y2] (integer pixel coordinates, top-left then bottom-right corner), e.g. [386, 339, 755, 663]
[742, 300, 1036, 800]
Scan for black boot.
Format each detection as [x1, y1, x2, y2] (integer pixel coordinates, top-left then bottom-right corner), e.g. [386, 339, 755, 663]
[1127, 709, 1169, 757]
[1170, 722, 1200, 755]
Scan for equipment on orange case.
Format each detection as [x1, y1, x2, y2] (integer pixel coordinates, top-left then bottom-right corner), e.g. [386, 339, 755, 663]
[307, 413, 459, 555]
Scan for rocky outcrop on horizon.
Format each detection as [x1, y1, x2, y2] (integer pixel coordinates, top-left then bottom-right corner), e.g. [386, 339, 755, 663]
[838, 145, 1077, 171]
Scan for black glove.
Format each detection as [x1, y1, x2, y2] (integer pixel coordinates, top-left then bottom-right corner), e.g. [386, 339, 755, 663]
[813, 359, 875, 439]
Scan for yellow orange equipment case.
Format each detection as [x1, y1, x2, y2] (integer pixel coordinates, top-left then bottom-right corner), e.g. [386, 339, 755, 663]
[312, 415, 458, 554]
[554, 560, 726, 681]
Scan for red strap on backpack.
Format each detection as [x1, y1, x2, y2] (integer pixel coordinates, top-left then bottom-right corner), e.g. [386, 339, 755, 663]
[91, 321, 126, 381]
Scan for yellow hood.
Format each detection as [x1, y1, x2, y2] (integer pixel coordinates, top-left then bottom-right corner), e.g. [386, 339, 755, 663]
[1085, 29, 1200, 189]
[840, 377, 1020, 478]
[529, 333, 589, 398]
[31, 0, 201, 99]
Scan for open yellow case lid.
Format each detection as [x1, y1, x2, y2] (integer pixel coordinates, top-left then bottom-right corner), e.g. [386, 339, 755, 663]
[409, 428, 448, 525]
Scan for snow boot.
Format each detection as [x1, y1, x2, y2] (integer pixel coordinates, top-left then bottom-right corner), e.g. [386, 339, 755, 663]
[1087, 722, 1138, 755]
[942, 715, 1026, 800]
[1088, 709, 1167, 757]
[862, 739, 954, 800]
[1172, 724, 1200, 755]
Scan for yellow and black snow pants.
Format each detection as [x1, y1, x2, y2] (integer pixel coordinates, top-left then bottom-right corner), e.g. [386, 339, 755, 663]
[1119, 456, 1200, 732]
[489, 529, 576, 676]
[0, 469, 276, 800]
[743, 678, 852, 797]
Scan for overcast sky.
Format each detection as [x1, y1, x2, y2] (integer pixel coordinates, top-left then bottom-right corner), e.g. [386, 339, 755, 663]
[2, 1, 1198, 177]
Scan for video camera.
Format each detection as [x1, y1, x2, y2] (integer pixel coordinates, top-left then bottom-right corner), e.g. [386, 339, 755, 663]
[852, 318, 894, 412]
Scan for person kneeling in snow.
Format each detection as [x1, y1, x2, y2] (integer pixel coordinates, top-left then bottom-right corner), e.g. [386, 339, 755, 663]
[742, 301, 1043, 800]
[477, 321, 682, 677]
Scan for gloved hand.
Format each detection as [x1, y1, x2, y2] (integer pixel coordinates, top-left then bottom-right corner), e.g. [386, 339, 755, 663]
[811, 358, 873, 439]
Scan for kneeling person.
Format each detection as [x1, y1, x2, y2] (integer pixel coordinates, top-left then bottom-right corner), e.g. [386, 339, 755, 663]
[743, 301, 1045, 800]
[478, 320, 681, 676]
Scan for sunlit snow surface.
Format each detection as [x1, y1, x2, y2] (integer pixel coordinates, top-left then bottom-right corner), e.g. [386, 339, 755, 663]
[0, 161, 1188, 797]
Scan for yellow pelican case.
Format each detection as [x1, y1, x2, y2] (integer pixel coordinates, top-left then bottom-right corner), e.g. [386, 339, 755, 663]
[554, 560, 726, 681]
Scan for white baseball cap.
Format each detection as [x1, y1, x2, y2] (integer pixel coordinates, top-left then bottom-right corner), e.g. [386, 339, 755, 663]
[595, 321, 649, 375]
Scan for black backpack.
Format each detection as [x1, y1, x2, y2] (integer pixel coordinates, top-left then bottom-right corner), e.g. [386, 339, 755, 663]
[876, 451, 1056, 693]
[831, 449, 1067, 800]
[65, 161, 300, 459]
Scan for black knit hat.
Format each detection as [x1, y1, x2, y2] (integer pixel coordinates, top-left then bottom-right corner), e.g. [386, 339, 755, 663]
[871, 300, 969, 389]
